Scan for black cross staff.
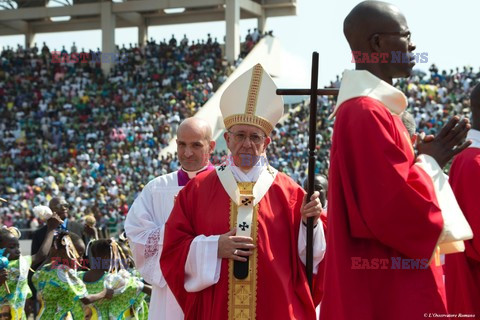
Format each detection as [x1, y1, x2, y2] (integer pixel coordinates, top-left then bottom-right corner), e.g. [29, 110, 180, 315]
[276, 52, 339, 294]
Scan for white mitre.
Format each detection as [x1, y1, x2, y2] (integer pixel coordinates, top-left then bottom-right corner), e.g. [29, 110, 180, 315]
[220, 63, 284, 135]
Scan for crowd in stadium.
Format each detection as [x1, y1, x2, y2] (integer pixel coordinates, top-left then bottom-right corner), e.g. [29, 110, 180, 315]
[0, 32, 478, 236]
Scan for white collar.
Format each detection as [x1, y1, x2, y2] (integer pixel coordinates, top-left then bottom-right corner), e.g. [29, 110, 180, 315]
[181, 164, 209, 179]
[467, 129, 480, 149]
[216, 160, 277, 207]
[330, 70, 408, 119]
[230, 164, 265, 183]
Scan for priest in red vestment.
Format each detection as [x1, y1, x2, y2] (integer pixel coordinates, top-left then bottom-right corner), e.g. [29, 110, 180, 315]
[320, 2, 472, 320]
[445, 83, 480, 316]
[161, 64, 326, 320]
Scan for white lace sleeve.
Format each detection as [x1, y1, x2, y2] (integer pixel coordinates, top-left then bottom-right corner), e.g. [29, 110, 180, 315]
[125, 176, 181, 288]
[141, 225, 166, 287]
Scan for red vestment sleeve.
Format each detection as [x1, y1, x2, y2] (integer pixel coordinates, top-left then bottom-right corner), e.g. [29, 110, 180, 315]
[335, 97, 443, 260]
[445, 148, 480, 315]
[449, 149, 480, 261]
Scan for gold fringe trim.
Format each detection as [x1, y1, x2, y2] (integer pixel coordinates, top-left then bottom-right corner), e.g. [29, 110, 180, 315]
[223, 114, 273, 136]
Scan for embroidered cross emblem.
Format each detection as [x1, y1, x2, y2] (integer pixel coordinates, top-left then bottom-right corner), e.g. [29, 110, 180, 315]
[219, 164, 226, 171]
[241, 198, 252, 206]
[267, 165, 275, 177]
[239, 222, 249, 231]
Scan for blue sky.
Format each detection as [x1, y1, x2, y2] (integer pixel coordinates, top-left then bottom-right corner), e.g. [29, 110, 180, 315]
[1, 0, 479, 88]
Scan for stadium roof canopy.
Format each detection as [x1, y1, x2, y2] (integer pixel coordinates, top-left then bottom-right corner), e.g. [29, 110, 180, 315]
[0, 0, 296, 71]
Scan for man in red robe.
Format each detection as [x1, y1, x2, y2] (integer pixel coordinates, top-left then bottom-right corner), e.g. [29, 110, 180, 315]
[320, 2, 471, 320]
[445, 83, 480, 316]
[161, 64, 326, 320]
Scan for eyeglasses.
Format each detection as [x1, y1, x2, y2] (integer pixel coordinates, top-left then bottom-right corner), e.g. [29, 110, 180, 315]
[369, 31, 412, 42]
[228, 131, 266, 145]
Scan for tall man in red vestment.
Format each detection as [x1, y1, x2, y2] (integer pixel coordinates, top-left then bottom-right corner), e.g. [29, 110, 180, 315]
[445, 83, 480, 317]
[320, 2, 472, 320]
[161, 63, 326, 320]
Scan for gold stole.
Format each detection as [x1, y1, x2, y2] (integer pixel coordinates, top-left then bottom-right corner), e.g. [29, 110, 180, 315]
[228, 182, 258, 320]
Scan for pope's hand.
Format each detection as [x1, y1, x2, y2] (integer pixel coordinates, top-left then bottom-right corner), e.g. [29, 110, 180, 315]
[301, 191, 323, 226]
[217, 228, 255, 262]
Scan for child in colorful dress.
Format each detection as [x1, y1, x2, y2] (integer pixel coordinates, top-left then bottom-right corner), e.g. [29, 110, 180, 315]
[0, 216, 62, 320]
[81, 239, 151, 319]
[33, 232, 113, 320]
[118, 236, 149, 320]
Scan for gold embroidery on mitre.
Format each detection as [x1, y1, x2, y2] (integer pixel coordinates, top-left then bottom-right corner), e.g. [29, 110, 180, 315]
[228, 182, 258, 320]
[223, 114, 273, 136]
[245, 64, 263, 116]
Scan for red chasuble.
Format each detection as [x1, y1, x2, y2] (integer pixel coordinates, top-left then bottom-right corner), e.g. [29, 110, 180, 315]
[160, 170, 322, 320]
[321, 97, 446, 320]
[445, 147, 480, 315]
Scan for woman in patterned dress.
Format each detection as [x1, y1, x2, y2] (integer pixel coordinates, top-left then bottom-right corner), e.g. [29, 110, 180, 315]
[0, 216, 62, 320]
[33, 231, 113, 319]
